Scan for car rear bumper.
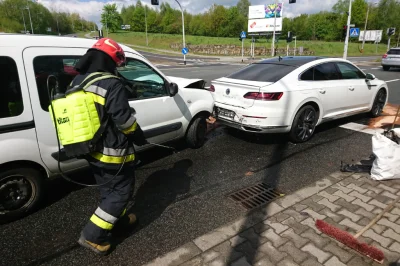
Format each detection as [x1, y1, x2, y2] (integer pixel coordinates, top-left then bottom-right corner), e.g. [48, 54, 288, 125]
[382, 59, 400, 67]
[214, 102, 291, 133]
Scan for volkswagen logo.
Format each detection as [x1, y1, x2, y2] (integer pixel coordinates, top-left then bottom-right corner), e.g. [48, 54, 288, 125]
[226, 88, 230, 95]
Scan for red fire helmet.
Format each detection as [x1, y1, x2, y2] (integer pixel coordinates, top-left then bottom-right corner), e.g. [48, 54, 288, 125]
[91, 38, 126, 67]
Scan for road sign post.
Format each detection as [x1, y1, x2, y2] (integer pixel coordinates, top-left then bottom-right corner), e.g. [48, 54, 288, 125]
[343, 0, 353, 60]
[240, 31, 246, 62]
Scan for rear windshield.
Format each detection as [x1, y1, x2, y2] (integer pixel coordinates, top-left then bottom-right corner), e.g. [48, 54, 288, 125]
[226, 63, 297, 83]
[388, 49, 400, 55]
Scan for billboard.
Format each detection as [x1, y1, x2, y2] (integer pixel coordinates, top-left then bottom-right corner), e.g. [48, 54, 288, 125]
[359, 30, 383, 42]
[248, 3, 284, 33]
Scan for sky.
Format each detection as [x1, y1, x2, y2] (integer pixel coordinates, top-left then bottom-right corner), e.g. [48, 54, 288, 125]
[37, 0, 339, 27]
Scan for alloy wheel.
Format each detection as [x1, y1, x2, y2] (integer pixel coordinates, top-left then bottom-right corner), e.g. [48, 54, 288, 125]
[372, 90, 387, 117]
[295, 108, 317, 142]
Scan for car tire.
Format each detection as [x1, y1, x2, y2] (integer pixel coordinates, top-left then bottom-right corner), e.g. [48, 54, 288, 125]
[370, 89, 387, 118]
[383, 66, 390, 71]
[0, 168, 45, 224]
[289, 105, 318, 143]
[186, 116, 207, 149]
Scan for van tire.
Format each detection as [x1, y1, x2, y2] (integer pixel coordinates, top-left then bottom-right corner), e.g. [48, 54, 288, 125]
[383, 66, 390, 71]
[0, 168, 45, 224]
[186, 116, 207, 149]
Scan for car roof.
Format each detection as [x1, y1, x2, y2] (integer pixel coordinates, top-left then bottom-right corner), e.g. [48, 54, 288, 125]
[0, 33, 139, 55]
[256, 56, 326, 66]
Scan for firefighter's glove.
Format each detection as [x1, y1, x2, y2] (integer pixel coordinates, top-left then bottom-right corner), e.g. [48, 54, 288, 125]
[132, 125, 148, 146]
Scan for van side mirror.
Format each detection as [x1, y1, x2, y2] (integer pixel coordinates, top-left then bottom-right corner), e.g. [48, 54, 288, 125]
[169, 83, 178, 97]
[366, 73, 376, 81]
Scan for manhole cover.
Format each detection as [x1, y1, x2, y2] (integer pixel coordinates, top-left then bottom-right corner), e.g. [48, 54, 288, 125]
[227, 183, 284, 210]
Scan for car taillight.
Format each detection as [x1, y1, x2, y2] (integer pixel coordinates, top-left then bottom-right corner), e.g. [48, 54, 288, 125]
[383, 54, 388, 59]
[209, 85, 215, 92]
[243, 92, 283, 101]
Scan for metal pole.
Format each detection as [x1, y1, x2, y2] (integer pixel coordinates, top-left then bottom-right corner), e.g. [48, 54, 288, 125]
[361, 4, 370, 53]
[56, 16, 60, 35]
[388, 36, 391, 51]
[242, 38, 244, 62]
[26, 0, 34, 34]
[175, 0, 186, 65]
[21, 9, 27, 33]
[294, 37, 297, 56]
[271, 0, 278, 57]
[343, 0, 352, 59]
[397, 33, 400, 47]
[145, 6, 148, 46]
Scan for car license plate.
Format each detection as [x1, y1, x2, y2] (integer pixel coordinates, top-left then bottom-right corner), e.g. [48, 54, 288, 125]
[217, 108, 235, 119]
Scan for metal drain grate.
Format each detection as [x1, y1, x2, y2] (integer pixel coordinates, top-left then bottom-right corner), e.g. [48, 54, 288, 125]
[227, 183, 284, 210]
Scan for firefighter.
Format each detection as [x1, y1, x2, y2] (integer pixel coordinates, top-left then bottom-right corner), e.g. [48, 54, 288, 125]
[71, 38, 148, 255]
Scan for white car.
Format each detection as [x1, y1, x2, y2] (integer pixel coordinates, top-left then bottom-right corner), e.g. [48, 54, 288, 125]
[382, 47, 400, 71]
[210, 56, 388, 143]
[0, 34, 214, 222]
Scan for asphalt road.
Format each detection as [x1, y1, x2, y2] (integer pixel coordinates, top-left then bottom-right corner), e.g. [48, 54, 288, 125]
[1, 62, 399, 266]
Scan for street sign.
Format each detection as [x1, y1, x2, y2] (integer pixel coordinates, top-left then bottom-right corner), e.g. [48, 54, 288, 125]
[350, 24, 355, 27]
[350, 28, 360, 38]
[182, 47, 188, 55]
[240, 31, 247, 39]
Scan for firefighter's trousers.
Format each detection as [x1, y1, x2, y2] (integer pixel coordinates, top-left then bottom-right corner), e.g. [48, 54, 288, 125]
[82, 161, 135, 244]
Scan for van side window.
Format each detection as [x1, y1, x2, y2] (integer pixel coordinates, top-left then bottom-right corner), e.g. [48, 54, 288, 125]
[33, 56, 81, 111]
[0, 57, 24, 119]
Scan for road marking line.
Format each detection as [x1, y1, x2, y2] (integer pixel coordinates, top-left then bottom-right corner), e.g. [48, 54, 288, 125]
[360, 69, 367, 71]
[371, 67, 381, 70]
[162, 67, 200, 71]
[339, 122, 384, 135]
[156, 64, 171, 67]
[385, 79, 400, 83]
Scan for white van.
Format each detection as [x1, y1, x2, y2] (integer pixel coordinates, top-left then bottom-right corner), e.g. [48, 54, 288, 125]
[0, 34, 214, 222]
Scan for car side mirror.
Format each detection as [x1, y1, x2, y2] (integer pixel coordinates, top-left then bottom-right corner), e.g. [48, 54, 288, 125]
[366, 73, 376, 81]
[169, 82, 178, 97]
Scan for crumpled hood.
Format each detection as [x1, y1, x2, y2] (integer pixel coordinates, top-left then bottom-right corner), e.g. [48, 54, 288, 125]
[166, 76, 206, 89]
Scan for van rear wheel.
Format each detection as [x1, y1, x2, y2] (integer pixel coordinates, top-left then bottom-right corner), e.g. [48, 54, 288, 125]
[0, 168, 44, 224]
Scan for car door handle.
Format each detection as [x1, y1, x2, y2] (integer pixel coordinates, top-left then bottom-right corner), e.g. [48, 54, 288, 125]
[319, 89, 326, 94]
[349, 87, 355, 91]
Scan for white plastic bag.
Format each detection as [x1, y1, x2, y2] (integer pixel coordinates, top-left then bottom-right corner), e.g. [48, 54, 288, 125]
[371, 132, 400, 181]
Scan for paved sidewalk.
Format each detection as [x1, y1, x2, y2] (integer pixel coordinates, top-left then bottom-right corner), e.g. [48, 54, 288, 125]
[144, 166, 400, 266]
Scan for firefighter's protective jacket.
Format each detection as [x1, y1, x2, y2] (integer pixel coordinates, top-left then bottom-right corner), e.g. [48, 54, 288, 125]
[68, 72, 145, 168]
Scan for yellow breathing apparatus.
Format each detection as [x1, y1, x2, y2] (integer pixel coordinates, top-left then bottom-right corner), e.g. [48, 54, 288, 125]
[49, 72, 119, 158]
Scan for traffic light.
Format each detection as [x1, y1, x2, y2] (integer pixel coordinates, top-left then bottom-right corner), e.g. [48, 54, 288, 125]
[388, 28, 396, 36]
[287, 31, 293, 43]
[151, 0, 159, 5]
[343, 25, 348, 38]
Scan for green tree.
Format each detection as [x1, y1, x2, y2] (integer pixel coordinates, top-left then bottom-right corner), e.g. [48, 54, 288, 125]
[131, 1, 145, 32]
[101, 3, 121, 33]
[237, 0, 251, 18]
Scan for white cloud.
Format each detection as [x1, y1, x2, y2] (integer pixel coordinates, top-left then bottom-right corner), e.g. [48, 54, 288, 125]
[38, 0, 340, 28]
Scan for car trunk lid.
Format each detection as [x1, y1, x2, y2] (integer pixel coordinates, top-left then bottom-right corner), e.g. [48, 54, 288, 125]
[211, 77, 273, 109]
